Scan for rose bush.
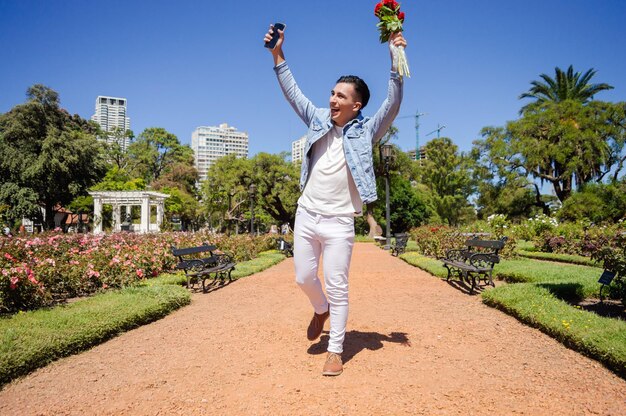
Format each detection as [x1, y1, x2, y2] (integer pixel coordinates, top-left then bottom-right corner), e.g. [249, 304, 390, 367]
[591, 233, 626, 305]
[0, 231, 274, 313]
[409, 226, 471, 258]
[532, 221, 622, 256]
[409, 223, 516, 259]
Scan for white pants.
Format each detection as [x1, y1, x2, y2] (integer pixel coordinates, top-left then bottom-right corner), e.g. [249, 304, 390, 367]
[293, 206, 355, 354]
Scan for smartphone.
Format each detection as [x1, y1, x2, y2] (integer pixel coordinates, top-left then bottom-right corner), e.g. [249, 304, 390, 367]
[264, 23, 286, 49]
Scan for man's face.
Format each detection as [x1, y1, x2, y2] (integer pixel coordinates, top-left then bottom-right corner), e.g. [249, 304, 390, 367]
[329, 82, 362, 127]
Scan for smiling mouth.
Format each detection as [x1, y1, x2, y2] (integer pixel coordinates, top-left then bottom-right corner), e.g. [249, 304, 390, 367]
[330, 109, 339, 117]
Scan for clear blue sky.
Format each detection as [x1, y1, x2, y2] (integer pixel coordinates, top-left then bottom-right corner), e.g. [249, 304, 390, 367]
[1, 0, 625, 156]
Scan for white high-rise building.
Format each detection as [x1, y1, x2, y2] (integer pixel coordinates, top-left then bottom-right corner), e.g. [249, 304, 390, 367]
[91, 96, 131, 151]
[291, 135, 306, 164]
[192, 123, 249, 182]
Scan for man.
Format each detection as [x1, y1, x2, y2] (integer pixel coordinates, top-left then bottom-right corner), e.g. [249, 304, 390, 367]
[264, 24, 406, 376]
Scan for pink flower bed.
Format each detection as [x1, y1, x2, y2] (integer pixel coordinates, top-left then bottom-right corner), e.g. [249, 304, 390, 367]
[0, 231, 273, 313]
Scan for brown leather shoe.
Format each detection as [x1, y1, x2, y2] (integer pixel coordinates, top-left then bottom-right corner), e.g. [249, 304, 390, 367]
[322, 352, 343, 376]
[306, 309, 329, 341]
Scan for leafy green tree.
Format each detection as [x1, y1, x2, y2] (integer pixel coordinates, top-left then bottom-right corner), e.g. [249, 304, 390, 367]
[160, 186, 203, 231]
[150, 154, 201, 230]
[201, 154, 252, 232]
[373, 175, 430, 234]
[201, 153, 300, 232]
[557, 182, 626, 223]
[151, 160, 198, 196]
[104, 127, 135, 171]
[249, 152, 300, 226]
[0, 183, 39, 225]
[91, 166, 146, 191]
[519, 65, 614, 113]
[127, 127, 192, 184]
[0, 85, 107, 229]
[470, 141, 552, 219]
[478, 100, 626, 203]
[418, 137, 474, 226]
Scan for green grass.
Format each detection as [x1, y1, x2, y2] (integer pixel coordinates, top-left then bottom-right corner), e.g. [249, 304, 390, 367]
[400, 252, 448, 278]
[492, 258, 603, 300]
[0, 250, 286, 387]
[516, 250, 598, 267]
[399, 252, 626, 378]
[231, 250, 285, 278]
[401, 253, 603, 300]
[0, 276, 190, 386]
[482, 284, 626, 378]
[512, 239, 597, 266]
[405, 240, 419, 252]
[515, 240, 537, 252]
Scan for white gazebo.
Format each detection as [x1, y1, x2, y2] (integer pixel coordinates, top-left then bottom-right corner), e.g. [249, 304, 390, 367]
[89, 191, 170, 234]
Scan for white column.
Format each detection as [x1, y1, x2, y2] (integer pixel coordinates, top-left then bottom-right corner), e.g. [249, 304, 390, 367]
[124, 205, 132, 231]
[112, 204, 121, 232]
[156, 201, 164, 232]
[93, 197, 103, 234]
[140, 195, 150, 233]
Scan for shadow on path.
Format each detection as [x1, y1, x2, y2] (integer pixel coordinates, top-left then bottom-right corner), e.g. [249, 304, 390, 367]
[445, 279, 486, 296]
[189, 278, 237, 294]
[308, 330, 411, 364]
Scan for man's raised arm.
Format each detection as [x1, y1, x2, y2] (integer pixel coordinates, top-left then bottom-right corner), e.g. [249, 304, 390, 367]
[369, 32, 407, 143]
[264, 24, 317, 126]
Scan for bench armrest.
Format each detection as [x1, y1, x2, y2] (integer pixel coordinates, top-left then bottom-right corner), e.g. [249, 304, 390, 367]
[214, 252, 235, 265]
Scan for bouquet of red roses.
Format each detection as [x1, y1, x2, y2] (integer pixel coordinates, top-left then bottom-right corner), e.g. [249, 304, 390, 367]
[374, 0, 410, 78]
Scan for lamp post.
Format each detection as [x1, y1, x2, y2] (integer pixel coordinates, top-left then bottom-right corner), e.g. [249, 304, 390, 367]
[248, 183, 257, 235]
[381, 144, 393, 249]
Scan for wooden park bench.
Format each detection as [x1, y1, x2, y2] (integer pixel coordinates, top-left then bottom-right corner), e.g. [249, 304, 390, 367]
[276, 237, 294, 257]
[171, 244, 236, 292]
[440, 236, 508, 293]
[390, 233, 409, 257]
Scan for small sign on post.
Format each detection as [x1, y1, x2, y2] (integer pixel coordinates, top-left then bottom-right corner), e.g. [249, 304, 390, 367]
[598, 269, 617, 302]
[598, 269, 616, 285]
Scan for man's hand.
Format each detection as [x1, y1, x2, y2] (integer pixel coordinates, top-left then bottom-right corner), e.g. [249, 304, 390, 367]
[389, 32, 407, 71]
[389, 32, 407, 49]
[264, 25, 285, 66]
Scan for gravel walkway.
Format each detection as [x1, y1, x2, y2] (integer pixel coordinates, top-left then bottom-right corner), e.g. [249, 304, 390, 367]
[1, 243, 624, 415]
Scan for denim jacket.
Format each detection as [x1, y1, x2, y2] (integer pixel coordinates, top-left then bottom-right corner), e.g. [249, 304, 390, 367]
[274, 61, 403, 204]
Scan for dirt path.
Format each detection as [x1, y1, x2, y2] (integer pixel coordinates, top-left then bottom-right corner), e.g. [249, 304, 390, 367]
[1, 243, 624, 415]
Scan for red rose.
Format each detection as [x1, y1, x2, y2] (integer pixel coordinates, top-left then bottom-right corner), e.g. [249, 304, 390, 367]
[374, 2, 383, 16]
[398, 11, 405, 21]
[384, 0, 399, 10]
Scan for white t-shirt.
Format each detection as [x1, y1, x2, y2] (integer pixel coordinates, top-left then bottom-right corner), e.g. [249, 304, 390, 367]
[298, 125, 363, 216]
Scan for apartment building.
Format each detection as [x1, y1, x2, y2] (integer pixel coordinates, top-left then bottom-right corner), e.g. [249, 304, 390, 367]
[191, 123, 249, 182]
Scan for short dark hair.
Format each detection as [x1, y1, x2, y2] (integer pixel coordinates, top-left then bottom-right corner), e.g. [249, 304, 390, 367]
[336, 75, 370, 109]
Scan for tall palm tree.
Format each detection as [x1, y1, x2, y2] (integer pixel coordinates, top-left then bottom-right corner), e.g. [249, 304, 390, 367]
[519, 65, 613, 112]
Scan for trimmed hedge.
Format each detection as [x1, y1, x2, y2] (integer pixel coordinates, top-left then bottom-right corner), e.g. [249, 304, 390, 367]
[516, 250, 599, 267]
